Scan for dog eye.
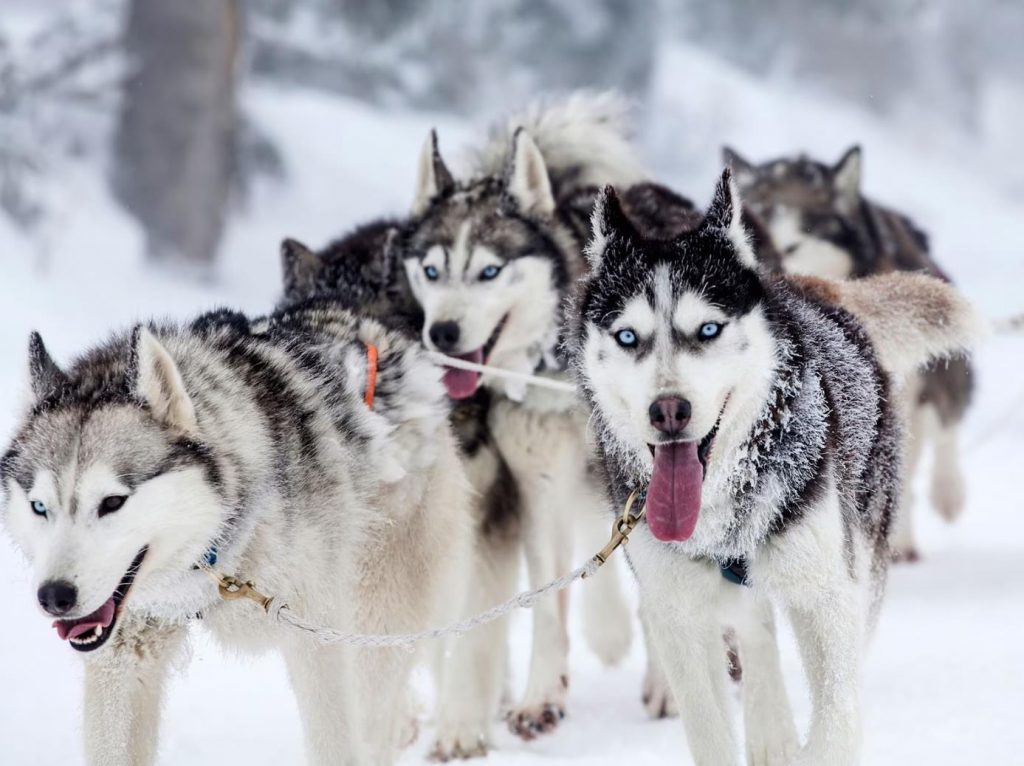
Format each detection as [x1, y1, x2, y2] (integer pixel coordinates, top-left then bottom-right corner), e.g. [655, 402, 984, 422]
[698, 322, 723, 340]
[99, 495, 128, 517]
[30, 500, 47, 517]
[479, 264, 502, 281]
[424, 265, 440, 281]
[614, 328, 638, 348]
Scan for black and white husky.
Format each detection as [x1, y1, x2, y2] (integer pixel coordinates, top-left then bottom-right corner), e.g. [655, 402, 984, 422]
[725, 146, 974, 560]
[566, 170, 979, 765]
[0, 301, 473, 765]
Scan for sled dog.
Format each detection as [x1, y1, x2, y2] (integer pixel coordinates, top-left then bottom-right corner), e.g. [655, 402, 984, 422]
[566, 170, 979, 765]
[725, 146, 974, 560]
[1, 301, 473, 765]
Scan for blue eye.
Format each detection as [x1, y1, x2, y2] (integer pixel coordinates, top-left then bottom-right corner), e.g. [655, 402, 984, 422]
[614, 328, 638, 348]
[699, 322, 723, 340]
[424, 265, 440, 281]
[31, 500, 47, 517]
[480, 264, 502, 281]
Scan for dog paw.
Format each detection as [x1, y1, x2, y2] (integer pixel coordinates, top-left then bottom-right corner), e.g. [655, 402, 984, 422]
[891, 546, 921, 564]
[584, 614, 633, 667]
[506, 701, 566, 740]
[642, 667, 677, 719]
[931, 482, 965, 523]
[746, 720, 799, 766]
[430, 727, 489, 761]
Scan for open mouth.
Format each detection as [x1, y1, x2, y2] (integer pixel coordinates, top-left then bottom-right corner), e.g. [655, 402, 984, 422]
[440, 313, 509, 400]
[52, 547, 147, 653]
[644, 419, 721, 543]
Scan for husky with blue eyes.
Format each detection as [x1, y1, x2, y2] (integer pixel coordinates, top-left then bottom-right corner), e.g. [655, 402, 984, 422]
[0, 303, 474, 765]
[566, 170, 980, 766]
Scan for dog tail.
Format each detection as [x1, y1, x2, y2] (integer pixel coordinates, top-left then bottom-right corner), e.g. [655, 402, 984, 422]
[828, 272, 984, 379]
[471, 90, 648, 194]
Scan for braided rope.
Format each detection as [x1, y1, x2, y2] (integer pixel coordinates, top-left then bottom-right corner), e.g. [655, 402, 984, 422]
[264, 559, 600, 650]
[424, 351, 576, 394]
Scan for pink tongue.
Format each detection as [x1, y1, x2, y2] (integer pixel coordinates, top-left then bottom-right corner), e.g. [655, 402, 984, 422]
[646, 442, 704, 542]
[53, 597, 115, 641]
[442, 349, 484, 400]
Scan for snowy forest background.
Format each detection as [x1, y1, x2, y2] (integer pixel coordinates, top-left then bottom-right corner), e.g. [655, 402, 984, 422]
[1, 2, 1023, 764]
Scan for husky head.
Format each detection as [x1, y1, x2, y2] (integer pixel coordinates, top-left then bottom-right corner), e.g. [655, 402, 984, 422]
[396, 128, 571, 400]
[1, 330, 223, 653]
[723, 146, 864, 280]
[569, 170, 776, 542]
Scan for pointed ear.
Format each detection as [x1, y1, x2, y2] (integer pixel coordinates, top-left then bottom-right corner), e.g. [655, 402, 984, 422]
[132, 327, 197, 434]
[699, 168, 758, 269]
[506, 128, 555, 216]
[833, 145, 861, 212]
[722, 146, 757, 189]
[586, 185, 640, 270]
[27, 332, 67, 403]
[281, 238, 320, 298]
[412, 129, 454, 216]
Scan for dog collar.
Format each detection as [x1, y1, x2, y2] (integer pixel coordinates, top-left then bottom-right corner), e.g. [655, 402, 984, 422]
[718, 557, 749, 587]
[364, 342, 379, 409]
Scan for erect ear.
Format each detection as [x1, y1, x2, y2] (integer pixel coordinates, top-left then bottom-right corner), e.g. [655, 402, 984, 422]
[699, 168, 758, 269]
[721, 146, 757, 189]
[131, 327, 197, 434]
[586, 185, 640, 270]
[506, 128, 555, 216]
[280, 238, 320, 298]
[27, 332, 67, 403]
[412, 129, 455, 216]
[832, 145, 862, 212]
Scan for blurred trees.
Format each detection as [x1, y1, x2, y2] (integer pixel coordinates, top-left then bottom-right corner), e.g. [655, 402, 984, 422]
[113, 0, 240, 273]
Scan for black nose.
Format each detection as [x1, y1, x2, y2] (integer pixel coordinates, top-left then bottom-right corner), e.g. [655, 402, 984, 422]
[649, 397, 692, 437]
[429, 321, 461, 352]
[38, 580, 77, 616]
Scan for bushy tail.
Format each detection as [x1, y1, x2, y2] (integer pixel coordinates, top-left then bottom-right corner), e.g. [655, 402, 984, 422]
[469, 90, 648, 194]
[830, 272, 984, 379]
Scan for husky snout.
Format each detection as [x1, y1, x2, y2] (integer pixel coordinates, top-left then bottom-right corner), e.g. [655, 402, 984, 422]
[38, 579, 77, 616]
[428, 320, 461, 352]
[649, 396, 691, 438]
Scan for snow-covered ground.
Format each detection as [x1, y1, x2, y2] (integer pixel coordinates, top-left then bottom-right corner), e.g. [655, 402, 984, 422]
[1, 44, 1022, 764]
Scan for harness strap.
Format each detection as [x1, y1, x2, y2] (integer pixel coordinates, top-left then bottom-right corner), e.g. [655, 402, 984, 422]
[363, 342, 379, 409]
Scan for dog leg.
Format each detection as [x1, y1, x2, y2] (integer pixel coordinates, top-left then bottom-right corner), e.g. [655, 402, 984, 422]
[892, 397, 928, 563]
[631, 542, 740, 766]
[930, 421, 965, 523]
[506, 481, 572, 740]
[735, 596, 799, 766]
[576, 483, 633, 667]
[82, 616, 186, 766]
[283, 640, 371, 766]
[640, 603, 678, 718]
[433, 535, 519, 760]
[787, 593, 865, 766]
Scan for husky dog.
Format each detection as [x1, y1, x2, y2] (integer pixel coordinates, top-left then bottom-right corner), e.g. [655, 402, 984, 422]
[724, 146, 974, 560]
[391, 92, 658, 748]
[0, 301, 473, 765]
[567, 170, 979, 765]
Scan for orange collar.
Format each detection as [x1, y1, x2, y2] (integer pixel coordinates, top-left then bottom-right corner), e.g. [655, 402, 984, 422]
[363, 343, 379, 409]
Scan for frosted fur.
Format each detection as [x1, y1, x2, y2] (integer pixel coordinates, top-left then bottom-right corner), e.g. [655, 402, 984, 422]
[1, 299, 473, 765]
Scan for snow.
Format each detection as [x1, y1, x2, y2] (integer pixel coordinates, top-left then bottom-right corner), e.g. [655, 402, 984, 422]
[1, 43, 1023, 765]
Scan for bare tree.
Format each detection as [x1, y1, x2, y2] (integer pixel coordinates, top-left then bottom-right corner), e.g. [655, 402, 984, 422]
[113, 0, 240, 273]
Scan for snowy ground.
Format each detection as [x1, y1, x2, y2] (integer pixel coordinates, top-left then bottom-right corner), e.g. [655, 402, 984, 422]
[1, 45, 1023, 764]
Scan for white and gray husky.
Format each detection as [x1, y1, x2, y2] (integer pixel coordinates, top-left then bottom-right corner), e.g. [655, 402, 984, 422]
[0, 301, 473, 765]
[566, 170, 979, 765]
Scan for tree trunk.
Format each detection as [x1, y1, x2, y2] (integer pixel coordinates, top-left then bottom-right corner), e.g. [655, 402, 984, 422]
[113, 0, 240, 273]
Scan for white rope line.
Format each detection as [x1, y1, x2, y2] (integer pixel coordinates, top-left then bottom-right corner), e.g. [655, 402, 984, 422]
[263, 559, 599, 650]
[425, 351, 577, 394]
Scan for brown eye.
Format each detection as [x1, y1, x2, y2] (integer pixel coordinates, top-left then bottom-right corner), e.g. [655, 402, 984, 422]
[99, 495, 128, 517]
